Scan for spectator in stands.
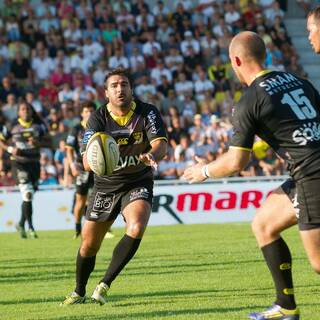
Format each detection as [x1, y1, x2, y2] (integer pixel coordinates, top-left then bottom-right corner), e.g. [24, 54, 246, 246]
[2, 93, 18, 122]
[0, 76, 20, 103]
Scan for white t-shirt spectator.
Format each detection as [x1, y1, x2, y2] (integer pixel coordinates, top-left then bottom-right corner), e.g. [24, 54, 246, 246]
[142, 41, 161, 56]
[70, 53, 92, 73]
[129, 54, 145, 71]
[136, 13, 155, 28]
[82, 41, 104, 64]
[150, 67, 172, 85]
[224, 10, 240, 25]
[135, 83, 157, 100]
[93, 68, 107, 86]
[180, 38, 200, 56]
[194, 79, 214, 101]
[108, 55, 129, 69]
[32, 56, 54, 81]
[72, 85, 97, 102]
[175, 80, 193, 99]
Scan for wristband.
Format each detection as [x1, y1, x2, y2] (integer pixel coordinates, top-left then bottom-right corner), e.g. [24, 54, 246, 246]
[7, 146, 13, 154]
[201, 165, 210, 179]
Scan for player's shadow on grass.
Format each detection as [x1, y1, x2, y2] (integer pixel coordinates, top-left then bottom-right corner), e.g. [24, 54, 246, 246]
[44, 306, 266, 320]
[0, 296, 62, 305]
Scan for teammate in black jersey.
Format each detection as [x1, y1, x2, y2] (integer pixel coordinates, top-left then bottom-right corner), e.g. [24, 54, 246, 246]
[307, 6, 320, 54]
[0, 102, 49, 239]
[183, 31, 320, 320]
[66, 101, 95, 239]
[62, 68, 167, 305]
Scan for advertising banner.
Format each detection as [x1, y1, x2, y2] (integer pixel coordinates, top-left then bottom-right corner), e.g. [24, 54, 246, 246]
[0, 178, 285, 232]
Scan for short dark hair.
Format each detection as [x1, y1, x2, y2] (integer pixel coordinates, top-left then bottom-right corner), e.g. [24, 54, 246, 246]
[104, 68, 133, 89]
[308, 5, 320, 22]
[80, 100, 96, 112]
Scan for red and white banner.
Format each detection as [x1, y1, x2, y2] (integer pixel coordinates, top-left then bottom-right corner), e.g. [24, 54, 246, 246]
[0, 178, 286, 232]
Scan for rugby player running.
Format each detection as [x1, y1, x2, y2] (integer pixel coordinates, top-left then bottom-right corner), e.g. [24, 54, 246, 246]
[183, 31, 320, 320]
[62, 68, 167, 305]
[65, 101, 95, 239]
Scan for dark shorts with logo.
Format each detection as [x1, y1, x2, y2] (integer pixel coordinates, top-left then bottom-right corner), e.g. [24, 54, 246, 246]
[12, 161, 40, 190]
[85, 178, 154, 222]
[75, 171, 94, 195]
[281, 178, 320, 230]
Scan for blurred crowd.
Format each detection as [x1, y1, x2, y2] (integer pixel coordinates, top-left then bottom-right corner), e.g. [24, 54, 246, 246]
[0, 0, 307, 185]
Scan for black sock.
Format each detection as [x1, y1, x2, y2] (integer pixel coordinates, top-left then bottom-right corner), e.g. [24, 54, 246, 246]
[19, 203, 26, 228]
[75, 251, 96, 297]
[75, 223, 81, 234]
[101, 234, 141, 287]
[261, 238, 296, 309]
[22, 201, 33, 230]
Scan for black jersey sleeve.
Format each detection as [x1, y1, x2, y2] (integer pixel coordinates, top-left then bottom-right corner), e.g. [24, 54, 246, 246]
[229, 89, 257, 150]
[65, 127, 78, 149]
[144, 105, 167, 143]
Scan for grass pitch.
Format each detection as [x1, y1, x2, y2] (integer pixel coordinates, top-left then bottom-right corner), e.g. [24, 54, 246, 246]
[0, 223, 319, 320]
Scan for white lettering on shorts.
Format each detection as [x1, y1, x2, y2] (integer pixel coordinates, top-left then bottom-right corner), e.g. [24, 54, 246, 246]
[92, 192, 115, 213]
[129, 188, 149, 201]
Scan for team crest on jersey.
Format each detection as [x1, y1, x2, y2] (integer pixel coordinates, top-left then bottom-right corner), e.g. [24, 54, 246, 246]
[117, 137, 129, 145]
[133, 132, 143, 144]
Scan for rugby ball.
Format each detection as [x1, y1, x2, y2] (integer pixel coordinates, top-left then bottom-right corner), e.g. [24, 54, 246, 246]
[86, 132, 120, 176]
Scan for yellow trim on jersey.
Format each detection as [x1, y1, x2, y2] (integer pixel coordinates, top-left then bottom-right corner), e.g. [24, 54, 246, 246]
[107, 101, 136, 126]
[81, 120, 87, 128]
[18, 118, 33, 128]
[229, 146, 252, 151]
[150, 137, 168, 144]
[0, 133, 5, 141]
[254, 69, 272, 80]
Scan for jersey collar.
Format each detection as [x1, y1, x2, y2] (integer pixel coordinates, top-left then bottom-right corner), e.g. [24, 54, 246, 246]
[253, 69, 272, 81]
[107, 101, 136, 127]
[18, 118, 33, 128]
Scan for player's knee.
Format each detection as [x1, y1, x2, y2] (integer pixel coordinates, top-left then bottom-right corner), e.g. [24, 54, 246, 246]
[251, 218, 278, 240]
[80, 242, 100, 256]
[310, 260, 320, 274]
[126, 221, 146, 238]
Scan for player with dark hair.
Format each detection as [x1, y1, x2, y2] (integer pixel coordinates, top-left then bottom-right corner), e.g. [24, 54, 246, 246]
[61, 68, 167, 305]
[0, 101, 49, 238]
[307, 5, 320, 54]
[184, 31, 320, 320]
[66, 101, 96, 239]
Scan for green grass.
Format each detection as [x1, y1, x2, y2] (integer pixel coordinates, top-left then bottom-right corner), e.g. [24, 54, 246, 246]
[0, 224, 318, 319]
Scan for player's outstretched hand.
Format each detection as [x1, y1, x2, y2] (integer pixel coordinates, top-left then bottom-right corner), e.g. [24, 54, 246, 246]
[183, 157, 207, 184]
[139, 153, 158, 170]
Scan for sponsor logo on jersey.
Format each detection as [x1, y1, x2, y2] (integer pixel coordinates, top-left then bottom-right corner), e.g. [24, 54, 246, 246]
[82, 129, 96, 144]
[114, 155, 141, 170]
[147, 110, 159, 134]
[92, 192, 114, 213]
[133, 131, 143, 144]
[259, 73, 303, 95]
[117, 137, 129, 145]
[129, 188, 149, 201]
[292, 121, 320, 145]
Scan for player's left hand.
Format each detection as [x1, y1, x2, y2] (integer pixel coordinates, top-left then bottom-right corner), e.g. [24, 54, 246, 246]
[139, 153, 158, 170]
[183, 157, 207, 184]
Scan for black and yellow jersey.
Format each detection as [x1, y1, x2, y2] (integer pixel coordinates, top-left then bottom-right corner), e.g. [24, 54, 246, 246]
[230, 70, 320, 180]
[66, 122, 86, 168]
[1, 118, 47, 163]
[81, 99, 167, 184]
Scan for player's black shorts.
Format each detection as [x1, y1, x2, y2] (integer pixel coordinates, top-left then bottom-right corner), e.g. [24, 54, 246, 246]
[85, 178, 153, 222]
[75, 171, 94, 196]
[281, 178, 320, 230]
[11, 161, 40, 189]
